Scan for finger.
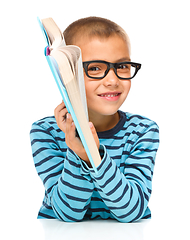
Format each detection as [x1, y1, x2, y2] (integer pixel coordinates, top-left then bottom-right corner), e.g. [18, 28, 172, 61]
[55, 104, 68, 122]
[54, 102, 66, 118]
[89, 122, 100, 149]
[56, 101, 66, 111]
[58, 108, 68, 120]
[65, 113, 76, 144]
[65, 113, 72, 134]
[54, 102, 69, 132]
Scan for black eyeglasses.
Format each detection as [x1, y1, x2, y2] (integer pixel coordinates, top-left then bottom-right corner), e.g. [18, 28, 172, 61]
[83, 60, 141, 80]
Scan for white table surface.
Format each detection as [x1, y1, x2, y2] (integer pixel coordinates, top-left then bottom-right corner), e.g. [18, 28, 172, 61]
[3, 216, 189, 240]
[39, 218, 148, 240]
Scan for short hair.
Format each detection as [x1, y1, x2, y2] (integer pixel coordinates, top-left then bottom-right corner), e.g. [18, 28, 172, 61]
[63, 16, 131, 54]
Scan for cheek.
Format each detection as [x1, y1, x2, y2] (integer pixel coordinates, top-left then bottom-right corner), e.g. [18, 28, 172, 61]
[128, 80, 132, 90]
[84, 77, 100, 98]
[127, 80, 131, 89]
[84, 79, 91, 97]
[84, 80, 96, 104]
[123, 80, 131, 96]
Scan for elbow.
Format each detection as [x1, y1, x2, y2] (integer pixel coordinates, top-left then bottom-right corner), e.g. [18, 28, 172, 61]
[111, 196, 147, 223]
[52, 206, 87, 222]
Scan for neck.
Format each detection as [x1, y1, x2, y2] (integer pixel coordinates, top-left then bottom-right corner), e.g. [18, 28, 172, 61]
[89, 111, 120, 132]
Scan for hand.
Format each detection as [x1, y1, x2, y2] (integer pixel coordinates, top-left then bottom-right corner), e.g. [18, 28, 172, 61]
[54, 102, 99, 167]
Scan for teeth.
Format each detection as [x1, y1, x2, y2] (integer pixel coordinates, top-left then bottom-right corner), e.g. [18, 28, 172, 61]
[100, 93, 119, 97]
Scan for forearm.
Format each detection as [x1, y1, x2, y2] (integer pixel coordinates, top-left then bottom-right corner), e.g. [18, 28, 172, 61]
[50, 148, 94, 222]
[31, 121, 94, 222]
[90, 145, 152, 223]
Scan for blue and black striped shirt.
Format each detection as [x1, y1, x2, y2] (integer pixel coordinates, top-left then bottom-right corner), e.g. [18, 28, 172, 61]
[30, 110, 159, 222]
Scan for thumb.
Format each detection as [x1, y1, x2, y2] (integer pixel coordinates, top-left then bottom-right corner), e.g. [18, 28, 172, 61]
[89, 122, 100, 149]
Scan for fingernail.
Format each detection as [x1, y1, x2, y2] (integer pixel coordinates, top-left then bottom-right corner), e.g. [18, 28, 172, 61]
[89, 122, 93, 128]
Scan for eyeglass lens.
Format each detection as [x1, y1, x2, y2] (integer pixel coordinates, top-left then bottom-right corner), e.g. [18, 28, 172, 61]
[86, 62, 136, 79]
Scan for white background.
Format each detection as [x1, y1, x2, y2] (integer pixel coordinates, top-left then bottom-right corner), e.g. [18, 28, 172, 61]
[1, 0, 190, 239]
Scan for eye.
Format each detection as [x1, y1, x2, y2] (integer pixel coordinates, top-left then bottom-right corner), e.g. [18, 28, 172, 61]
[117, 63, 129, 69]
[86, 62, 107, 77]
[87, 62, 106, 72]
[88, 66, 100, 71]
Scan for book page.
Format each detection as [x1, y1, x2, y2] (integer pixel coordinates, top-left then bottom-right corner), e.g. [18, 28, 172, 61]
[57, 46, 88, 120]
[76, 54, 89, 120]
[40, 17, 88, 119]
[50, 51, 101, 168]
[41, 18, 64, 49]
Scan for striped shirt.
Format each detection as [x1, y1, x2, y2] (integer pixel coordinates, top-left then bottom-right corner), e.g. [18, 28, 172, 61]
[30, 110, 159, 222]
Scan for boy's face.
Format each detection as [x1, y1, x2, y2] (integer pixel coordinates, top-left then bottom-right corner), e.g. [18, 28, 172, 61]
[77, 35, 131, 121]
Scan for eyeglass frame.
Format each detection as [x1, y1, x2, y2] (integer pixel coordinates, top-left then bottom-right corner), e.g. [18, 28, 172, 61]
[82, 60, 141, 80]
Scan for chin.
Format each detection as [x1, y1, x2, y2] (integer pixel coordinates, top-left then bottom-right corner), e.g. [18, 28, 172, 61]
[98, 108, 119, 116]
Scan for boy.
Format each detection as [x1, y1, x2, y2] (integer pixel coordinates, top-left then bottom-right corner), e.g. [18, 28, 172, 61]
[30, 17, 159, 223]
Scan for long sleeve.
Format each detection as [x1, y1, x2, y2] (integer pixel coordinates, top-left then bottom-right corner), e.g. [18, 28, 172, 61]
[89, 120, 159, 222]
[30, 112, 159, 222]
[30, 118, 94, 221]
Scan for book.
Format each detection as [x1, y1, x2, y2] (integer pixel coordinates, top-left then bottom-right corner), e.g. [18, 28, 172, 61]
[37, 17, 101, 173]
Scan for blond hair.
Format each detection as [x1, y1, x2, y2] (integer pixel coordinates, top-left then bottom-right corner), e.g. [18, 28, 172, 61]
[63, 16, 131, 54]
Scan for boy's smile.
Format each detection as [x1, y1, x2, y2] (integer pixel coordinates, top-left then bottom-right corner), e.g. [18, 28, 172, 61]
[98, 91, 121, 101]
[77, 35, 131, 131]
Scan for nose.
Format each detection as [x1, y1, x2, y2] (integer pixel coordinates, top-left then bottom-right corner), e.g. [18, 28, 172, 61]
[103, 68, 119, 87]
